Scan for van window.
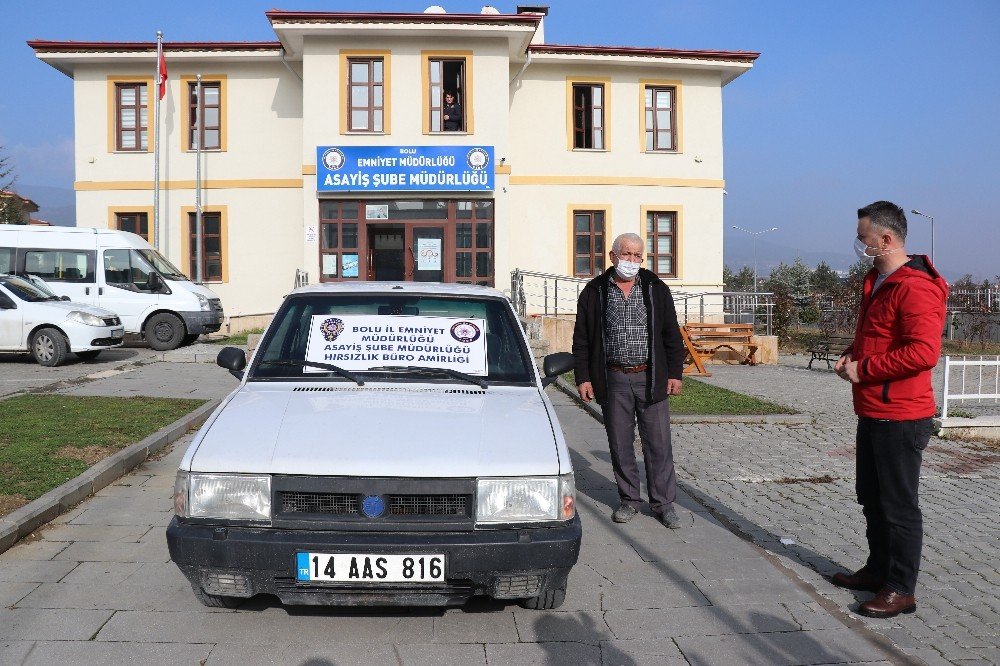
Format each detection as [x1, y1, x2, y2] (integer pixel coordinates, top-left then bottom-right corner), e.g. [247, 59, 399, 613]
[104, 249, 153, 290]
[0, 248, 13, 274]
[23, 249, 95, 283]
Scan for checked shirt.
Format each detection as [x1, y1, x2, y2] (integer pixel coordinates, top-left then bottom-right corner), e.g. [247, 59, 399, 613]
[605, 282, 649, 367]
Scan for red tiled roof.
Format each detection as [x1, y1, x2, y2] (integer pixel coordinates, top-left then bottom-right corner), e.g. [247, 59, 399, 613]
[265, 10, 541, 25]
[27, 40, 281, 53]
[529, 43, 760, 63]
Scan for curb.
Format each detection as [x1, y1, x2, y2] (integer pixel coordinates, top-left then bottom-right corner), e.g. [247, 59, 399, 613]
[553, 377, 810, 425]
[0, 398, 221, 555]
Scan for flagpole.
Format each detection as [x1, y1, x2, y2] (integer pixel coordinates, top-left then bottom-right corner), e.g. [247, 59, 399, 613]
[153, 31, 163, 251]
[195, 74, 203, 284]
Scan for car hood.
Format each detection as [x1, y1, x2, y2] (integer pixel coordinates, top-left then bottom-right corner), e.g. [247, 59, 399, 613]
[32, 299, 117, 318]
[186, 383, 562, 477]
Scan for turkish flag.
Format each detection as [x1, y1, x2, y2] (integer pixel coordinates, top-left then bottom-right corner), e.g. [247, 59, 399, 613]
[157, 47, 168, 100]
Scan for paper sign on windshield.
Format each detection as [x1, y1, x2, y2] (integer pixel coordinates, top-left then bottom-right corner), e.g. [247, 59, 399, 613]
[304, 315, 488, 376]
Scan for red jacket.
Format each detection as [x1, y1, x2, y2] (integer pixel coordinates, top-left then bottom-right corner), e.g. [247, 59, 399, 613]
[844, 255, 948, 420]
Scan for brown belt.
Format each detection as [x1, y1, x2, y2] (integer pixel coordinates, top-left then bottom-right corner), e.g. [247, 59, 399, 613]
[607, 363, 648, 374]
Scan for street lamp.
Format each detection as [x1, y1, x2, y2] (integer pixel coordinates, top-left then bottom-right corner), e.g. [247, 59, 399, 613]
[910, 209, 935, 266]
[731, 226, 779, 291]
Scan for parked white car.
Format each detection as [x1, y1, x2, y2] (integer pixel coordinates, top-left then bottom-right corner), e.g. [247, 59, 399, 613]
[0, 274, 124, 366]
[167, 282, 580, 610]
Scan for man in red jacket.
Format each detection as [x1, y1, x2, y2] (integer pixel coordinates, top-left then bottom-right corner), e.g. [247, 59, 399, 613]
[831, 201, 948, 618]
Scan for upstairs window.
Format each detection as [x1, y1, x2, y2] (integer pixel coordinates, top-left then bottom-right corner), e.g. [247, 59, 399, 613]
[428, 58, 466, 132]
[188, 81, 222, 150]
[348, 58, 385, 133]
[644, 86, 676, 152]
[572, 83, 605, 150]
[115, 83, 148, 151]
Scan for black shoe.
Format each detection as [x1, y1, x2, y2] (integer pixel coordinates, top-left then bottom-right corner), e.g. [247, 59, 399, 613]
[612, 503, 638, 523]
[657, 507, 682, 529]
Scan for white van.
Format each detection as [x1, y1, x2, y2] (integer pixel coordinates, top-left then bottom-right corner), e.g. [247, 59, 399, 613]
[167, 282, 581, 610]
[0, 226, 223, 350]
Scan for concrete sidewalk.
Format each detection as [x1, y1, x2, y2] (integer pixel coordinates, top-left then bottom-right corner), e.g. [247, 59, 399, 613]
[0, 365, 901, 665]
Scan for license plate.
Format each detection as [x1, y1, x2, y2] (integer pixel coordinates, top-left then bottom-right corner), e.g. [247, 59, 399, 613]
[111, 328, 124, 338]
[296, 552, 445, 583]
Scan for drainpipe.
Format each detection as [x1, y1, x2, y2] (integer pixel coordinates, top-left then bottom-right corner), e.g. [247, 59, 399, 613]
[280, 49, 303, 82]
[509, 48, 532, 87]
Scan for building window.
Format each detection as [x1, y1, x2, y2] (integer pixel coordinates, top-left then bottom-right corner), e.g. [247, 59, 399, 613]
[188, 212, 224, 281]
[573, 210, 606, 277]
[115, 83, 148, 151]
[319, 201, 361, 281]
[115, 212, 150, 243]
[644, 86, 676, 151]
[428, 58, 466, 132]
[572, 84, 604, 150]
[646, 211, 677, 277]
[455, 200, 493, 286]
[348, 58, 384, 133]
[188, 81, 222, 150]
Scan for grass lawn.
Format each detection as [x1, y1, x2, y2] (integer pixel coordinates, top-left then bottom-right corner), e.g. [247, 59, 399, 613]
[561, 374, 795, 415]
[0, 395, 205, 515]
[206, 327, 264, 346]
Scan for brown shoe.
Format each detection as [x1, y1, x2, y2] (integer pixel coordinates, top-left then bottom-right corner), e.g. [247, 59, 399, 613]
[830, 568, 884, 593]
[857, 587, 917, 618]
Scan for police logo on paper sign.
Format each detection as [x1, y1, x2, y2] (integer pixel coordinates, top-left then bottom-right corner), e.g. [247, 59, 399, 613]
[320, 317, 345, 342]
[466, 148, 489, 170]
[450, 321, 481, 343]
[321, 148, 346, 171]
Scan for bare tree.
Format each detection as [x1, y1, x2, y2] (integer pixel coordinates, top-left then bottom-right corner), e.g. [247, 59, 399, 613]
[0, 145, 26, 225]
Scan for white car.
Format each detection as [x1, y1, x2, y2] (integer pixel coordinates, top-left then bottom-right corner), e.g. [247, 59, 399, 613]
[0, 274, 124, 366]
[167, 282, 580, 610]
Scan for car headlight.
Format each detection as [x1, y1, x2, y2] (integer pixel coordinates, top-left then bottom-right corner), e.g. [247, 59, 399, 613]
[476, 474, 575, 524]
[197, 294, 211, 311]
[68, 310, 105, 326]
[173, 471, 271, 521]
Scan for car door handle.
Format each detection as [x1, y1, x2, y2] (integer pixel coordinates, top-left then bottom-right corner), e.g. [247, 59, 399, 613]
[99, 287, 103, 296]
[85, 287, 90, 295]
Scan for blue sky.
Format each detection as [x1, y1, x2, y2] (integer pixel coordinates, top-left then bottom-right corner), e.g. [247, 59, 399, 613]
[2, 0, 998, 280]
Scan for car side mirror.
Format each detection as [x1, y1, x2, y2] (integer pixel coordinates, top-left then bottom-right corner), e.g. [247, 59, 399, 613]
[541, 351, 575, 387]
[147, 272, 166, 293]
[61, 295, 71, 301]
[217, 346, 247, 380]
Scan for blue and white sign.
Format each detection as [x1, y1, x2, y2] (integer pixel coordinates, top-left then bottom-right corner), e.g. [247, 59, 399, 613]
[316, 145, 494, 192]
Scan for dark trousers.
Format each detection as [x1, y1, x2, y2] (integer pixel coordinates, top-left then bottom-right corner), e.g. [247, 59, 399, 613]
[855, 416, 932, 595]
[602, 370, 676, 515]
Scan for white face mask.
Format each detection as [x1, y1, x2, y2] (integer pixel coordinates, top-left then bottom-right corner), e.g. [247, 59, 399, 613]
[614, 260, 641, 280]
[853, 237, 899, 265]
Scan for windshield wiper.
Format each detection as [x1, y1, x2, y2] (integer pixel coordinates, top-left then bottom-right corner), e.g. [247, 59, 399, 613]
[368, 365, 488, 389]
[257, 359, 364, 386]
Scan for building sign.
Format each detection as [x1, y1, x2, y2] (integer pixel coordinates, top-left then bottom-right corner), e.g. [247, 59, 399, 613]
[316, 145, 494, 192]
[305, 315, 488, 375]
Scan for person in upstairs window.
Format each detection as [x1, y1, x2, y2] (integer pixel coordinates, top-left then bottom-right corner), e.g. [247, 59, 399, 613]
[831, 200, 949, 619]
[442, 92, 463, 132]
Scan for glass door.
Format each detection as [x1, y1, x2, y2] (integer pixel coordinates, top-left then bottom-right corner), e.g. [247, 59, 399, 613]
[408, 226, 445, 282]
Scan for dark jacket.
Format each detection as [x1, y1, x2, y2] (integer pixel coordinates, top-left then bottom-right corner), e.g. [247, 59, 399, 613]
[844, 255, 949, 420]
[443, 102, 463, 131]
[572, 267, 686, 406]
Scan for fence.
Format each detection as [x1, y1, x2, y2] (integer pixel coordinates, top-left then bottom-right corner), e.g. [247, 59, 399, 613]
[509, 269, 775, 334]
[949, 287, 998, 312]
[940, 355, 1000, 419]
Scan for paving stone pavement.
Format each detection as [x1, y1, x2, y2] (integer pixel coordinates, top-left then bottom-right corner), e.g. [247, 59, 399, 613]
[688, 358, 1000, 665]
[0, 359, 903, 665]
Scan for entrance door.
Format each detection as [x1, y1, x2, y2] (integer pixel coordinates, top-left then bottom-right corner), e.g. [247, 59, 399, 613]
[368, 225, 405, 281]
[409, 226, 445, 283]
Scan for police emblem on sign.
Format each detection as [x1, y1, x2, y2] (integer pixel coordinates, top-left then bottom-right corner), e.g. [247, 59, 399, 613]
[466, 147, 489, 170]
[450, 321, 481, 343]
[362, 495, 385, 518]
[320, 317, 345, 342]
[322, 147, 346, 171]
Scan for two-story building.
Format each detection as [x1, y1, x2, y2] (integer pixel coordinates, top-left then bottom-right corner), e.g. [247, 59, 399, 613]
[30, 5, 758, 329]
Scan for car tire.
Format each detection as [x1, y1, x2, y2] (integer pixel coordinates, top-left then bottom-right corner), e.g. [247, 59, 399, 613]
[144, 313, 186, 351]
[518, 583, 567, 610]
[75, 350, 102, 361]
[31, 328, 69, 367]
[191, 585, 244, 609]
[181, 333, 201, 346]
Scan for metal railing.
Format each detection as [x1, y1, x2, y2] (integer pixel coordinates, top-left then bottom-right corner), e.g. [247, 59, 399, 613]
[510, 269, 775, 334]
[294, 269, 309, 289]
[949, 288, 998, 312]
[941, 355, 1000, 419]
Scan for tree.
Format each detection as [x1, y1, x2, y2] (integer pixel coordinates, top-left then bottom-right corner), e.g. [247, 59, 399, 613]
[0, 145, 25, 225]
[812, 261, 842, 297]
[723, 265, 755, 292]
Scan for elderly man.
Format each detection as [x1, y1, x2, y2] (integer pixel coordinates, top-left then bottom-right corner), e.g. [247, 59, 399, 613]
[572, 232, 686, 528]
[832, 201, 948, 618]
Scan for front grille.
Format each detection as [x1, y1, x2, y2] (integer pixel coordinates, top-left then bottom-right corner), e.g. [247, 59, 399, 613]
[89, 337, 122, 347]
[102, 316, 121, 326]
[279, 492, 468, 517]
[281, 492, 357, 515]
[493, 575, 542, 599]
[389, 494, 467, 516]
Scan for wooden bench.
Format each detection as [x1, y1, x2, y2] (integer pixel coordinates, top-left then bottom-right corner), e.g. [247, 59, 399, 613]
[681, 323, 758, 376]
[807, 334, 855, 370]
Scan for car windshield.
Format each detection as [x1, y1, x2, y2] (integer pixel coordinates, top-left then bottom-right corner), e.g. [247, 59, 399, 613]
[0, 275, 58, 302]
[250, 293, 534, 385]
[137, 249, 188, 280]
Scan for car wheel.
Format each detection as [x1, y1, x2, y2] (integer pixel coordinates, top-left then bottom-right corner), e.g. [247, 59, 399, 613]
[181, 333, 201, 346]
[518, 577, 568, 610]
[191, 585, 244, 609]
[144, 313, 186, 351]
[75, 350, 102, 361]
[31, 328, 69, 367]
